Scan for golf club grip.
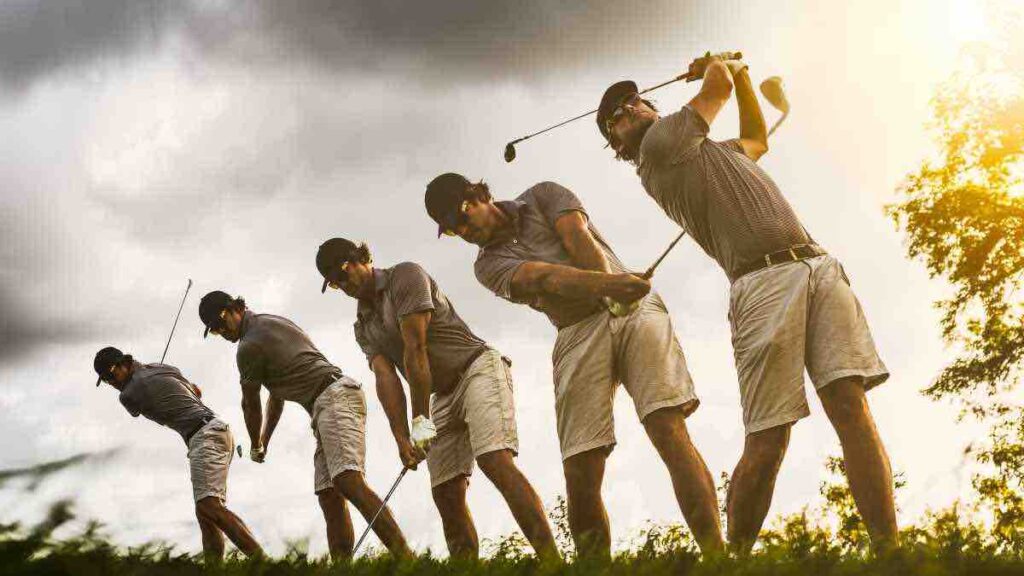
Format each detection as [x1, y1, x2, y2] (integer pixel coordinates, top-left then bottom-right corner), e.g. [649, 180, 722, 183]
[683, 51, 744, 82]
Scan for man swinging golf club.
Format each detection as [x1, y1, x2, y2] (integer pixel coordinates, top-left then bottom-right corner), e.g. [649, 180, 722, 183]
[315, 238, 557, 559]
[198, 291, 412, 559]
[597, 53, 897, 552]
[92, 346, 263, 559]
[423, 174, 724, 556]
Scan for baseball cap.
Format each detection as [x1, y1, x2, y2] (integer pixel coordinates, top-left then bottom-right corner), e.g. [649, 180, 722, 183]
[198, 290, 233, 338]
[597, 80, 639, 142]
[425, 172, 471, 237]
[316, 237, 360, 293]
[93, 346, 124, 386]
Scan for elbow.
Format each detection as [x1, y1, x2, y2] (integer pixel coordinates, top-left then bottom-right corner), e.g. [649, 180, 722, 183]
[751, 140, 769, 160]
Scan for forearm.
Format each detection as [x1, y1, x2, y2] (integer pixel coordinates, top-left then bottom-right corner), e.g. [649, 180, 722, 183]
[241, 394, 263, 447]
[733, 66, 767, 143]
[564, 230, 611, 273]
[402, 346, 433, 419]
[260, 397, 284, 446]
[375, 370, 412, 440]
[536, 263, 614, 300]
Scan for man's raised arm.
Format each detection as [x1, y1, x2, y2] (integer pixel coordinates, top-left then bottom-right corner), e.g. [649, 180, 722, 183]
[554, 211, 612, 273]
[732, 65, 769, 161]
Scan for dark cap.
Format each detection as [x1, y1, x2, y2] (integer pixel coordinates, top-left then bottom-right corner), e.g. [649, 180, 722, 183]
[425, 172, 470, 237]
[316, 237, 359, 293]
[198, 290, 233, 338]
[93, 346, 124, 386]
[597, 80, 639, 141]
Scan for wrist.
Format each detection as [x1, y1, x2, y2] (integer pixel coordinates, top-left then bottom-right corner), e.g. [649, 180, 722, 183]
[726, 60, 748, 76]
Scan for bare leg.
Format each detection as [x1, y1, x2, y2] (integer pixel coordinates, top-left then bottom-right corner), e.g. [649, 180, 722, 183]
[819, 377, 898, 550]
[562, 448, 610, 558]
[727, 424, 792, 554]
[196, 497, 264, 558]
[477, 449, 559, 559]
[196, 507, 225, 560]
[317, 486, 355, 560]
[431, 475, 478, 557]
[642, 407, 724, 554]
[335, 470, 412, 557]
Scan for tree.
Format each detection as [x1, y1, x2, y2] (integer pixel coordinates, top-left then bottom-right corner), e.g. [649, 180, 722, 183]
[887, 6, 1024, 417]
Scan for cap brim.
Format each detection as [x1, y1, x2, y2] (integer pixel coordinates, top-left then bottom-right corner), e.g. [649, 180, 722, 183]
[436, 222, 445, 238]
[321, 277, 329, 293]
[95, 375, 102, 387]
[203, 325, 210, 338]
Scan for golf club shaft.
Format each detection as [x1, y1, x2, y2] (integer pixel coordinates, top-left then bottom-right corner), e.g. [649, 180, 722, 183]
[353, 466, 409, 555]
[642, 231, 687, 280]
[507, 51, 742, 149]
[767, 110, 789, 137]
[160, 279, 193, 364]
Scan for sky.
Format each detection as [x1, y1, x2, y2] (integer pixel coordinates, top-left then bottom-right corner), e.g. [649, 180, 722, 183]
[0, 0, 1006, 557]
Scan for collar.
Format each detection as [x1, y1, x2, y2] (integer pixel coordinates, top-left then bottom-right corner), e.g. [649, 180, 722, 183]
[483, 200, 526, 249]
[123, 360, 145, 389]
[239, 310, 255, 340]
[356, 268, 390, 320]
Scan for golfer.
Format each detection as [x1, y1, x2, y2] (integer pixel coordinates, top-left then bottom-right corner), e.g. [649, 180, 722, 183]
[423, 174, 723, 556]
[92, 346, 263, 559]
[315, 238, 557, 559]
[597, 53, 897, 551]
[198, 291, 412, 558]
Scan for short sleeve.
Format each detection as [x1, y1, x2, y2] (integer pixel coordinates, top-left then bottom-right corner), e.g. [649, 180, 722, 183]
[475, 252, 527, 303]
[119, 392, 141, 418]
[236, 341, 265, 390]
[718, 138, 745, 154]
[390, 262, 435, 318]
[529, 182, 587, 227]
[639, 105, 709, 166]
[353, 321, 380, 367]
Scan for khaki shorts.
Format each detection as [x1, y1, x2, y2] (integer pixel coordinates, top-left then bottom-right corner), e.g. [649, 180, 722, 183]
[427, 349, 519, 487]
[312, 376, 367, 493]
[552, 293, 698, 461]
[729, 254, 889, 434]
[187, 418, 234, 503]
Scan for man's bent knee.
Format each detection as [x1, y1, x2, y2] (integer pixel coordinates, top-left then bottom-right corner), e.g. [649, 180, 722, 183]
[432, 476, 469, 508]
[743, 424, 792, 464]
[476, 449, 516, 479]
[819, 377, 870, 427]
[332, 470, 365, 496]
[563, 448, 607, 490]
[195, 496, 224, 521]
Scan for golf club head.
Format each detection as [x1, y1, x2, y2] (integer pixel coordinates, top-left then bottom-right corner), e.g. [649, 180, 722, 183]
[759, 76, 790, 114]
[504, 142, 517, 163]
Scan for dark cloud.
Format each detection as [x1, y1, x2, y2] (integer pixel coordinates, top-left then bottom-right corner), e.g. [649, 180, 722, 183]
[0, 0, 699, 94]
[0, 285, 95, 362]
[0, 1, 188, 93]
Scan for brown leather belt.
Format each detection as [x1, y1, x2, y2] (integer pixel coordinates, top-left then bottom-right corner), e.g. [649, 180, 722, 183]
[735, 244, 826, 279]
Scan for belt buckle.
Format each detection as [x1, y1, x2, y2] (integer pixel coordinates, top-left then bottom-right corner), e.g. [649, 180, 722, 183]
[788, 247, 798, 261]
[764, 253, 772, 267]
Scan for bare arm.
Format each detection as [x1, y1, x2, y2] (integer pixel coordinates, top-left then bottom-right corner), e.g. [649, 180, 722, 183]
[371, 354, 411, 440]
[399, 310, 433, 420]
[687, 60, 733, 129]
[260, 396, 284, 450]
[733, 67, 769, 160]
[554, 211, 612, 273]
[371, 354, 424, 469]
[241, 382, 263, 450]
[510, 261, 649, 303]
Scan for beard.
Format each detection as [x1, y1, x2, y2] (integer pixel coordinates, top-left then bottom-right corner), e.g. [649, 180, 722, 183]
[622, 114, 655, 160]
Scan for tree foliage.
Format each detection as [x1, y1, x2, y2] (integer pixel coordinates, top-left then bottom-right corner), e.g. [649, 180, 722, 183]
[887, 8, 1024, 414]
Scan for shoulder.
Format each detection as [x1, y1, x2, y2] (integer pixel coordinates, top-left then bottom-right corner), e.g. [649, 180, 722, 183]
[391, 261, 430, 282]
[522, 181, 575, 201]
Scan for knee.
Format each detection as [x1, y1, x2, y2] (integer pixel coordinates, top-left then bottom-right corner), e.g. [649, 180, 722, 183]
[563, 450, 605, 493]
[317, 486, 346, 515]
[476, 450, 516, 483]
[333, 470, 365, 498]
[743, 425, 791, 470]
[195, 497, 223, 522]
[432, 477, 469, 510]
[820, 378, 869, 428]
[643, 406, 690, 445]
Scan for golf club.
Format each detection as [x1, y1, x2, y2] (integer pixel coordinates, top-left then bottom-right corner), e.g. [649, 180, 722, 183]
[503, 51, 742, 162]
[353, 466, 409, 556]
[759, 76, 790, 136]
[160, 278, 192, 364]
[641, 231, 687, 280]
